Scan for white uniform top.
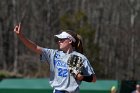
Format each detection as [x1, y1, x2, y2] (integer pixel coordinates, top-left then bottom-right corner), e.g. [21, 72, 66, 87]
[40, 48, 95, 93]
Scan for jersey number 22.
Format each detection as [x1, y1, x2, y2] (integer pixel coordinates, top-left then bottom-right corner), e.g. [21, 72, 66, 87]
[58, 68, 68, 77]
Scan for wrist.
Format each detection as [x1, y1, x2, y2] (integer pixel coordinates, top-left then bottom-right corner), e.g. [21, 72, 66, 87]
[76, 73, 84, 81]
[83, 75, 93, 82]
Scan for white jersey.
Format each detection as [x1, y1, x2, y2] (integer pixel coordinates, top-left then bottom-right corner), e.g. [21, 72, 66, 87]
[40, 48, 95, 93]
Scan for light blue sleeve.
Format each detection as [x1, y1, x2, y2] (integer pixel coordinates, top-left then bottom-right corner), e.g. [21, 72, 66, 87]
[40, 48, 55, 63]
[82, 58, 95, 75]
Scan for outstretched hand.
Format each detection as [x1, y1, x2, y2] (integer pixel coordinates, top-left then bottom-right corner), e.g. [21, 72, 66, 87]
[14, 23, 21, 35]
[13, 23, 42, 54]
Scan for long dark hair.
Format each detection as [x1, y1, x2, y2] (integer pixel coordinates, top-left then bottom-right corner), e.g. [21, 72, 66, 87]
[66, 30, 84, 54]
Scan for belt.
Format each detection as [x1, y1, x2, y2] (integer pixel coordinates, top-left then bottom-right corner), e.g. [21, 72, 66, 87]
[55, 89, 67, 93]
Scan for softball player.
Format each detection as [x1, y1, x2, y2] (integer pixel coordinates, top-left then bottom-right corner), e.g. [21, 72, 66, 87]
[14, 23, 96, 93]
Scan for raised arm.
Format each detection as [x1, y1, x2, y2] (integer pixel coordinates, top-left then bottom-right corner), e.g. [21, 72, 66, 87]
[14, 23, 43, 54]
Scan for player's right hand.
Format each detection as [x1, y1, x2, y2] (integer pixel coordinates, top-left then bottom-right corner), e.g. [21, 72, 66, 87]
[14, 23, 21, 35]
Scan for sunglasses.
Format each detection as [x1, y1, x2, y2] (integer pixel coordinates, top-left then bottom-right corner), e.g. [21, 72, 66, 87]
[54, 38, 68, 42]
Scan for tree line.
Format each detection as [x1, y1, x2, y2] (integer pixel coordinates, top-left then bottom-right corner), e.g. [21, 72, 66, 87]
[0, 0, 140, 80]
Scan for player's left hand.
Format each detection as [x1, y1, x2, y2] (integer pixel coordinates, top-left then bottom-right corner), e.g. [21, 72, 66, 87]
[67, 54, 84, 78]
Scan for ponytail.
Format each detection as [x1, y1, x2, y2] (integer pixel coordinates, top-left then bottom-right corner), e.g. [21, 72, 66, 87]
[75, 34, 83, 54]
[66, 30, 84, 54]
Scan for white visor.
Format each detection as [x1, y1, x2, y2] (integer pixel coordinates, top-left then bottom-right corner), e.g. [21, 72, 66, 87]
[54, 32, 76, 42]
